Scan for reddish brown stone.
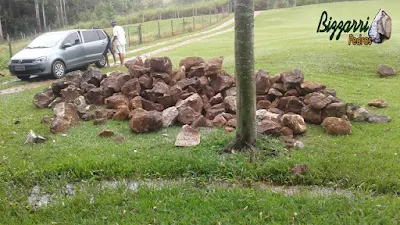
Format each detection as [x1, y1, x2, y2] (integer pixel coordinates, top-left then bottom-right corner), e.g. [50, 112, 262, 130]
[257, 100, 272, 110]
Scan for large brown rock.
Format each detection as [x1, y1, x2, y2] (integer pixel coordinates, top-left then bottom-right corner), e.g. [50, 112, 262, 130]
[74, 96, 88, 115]
[105, 94, 130, 109]
[281, 69, 304, 91]
[301, 81, 326, 93]
[377, 64, 397, 77]
[100, 74, 121, 98]
[139, 74, 153, 89]
[152, 81, 170, 96]
[321, 117, 352, 135]
[121, 78, 141, 98]
[192, 115, 209, 128]
[50, 103, 79, 134]
[256, 109, 280, 122]
[153, 72, 172, 84]
[171, 67, 186, 83]
[210, 93, 224, 105]
[213, 114, 227, 128]
[113, 105, 130, 120]
[223, 87, 237, 97]
[142, 99, 164, 111]
[301, 106, 323, 124]
[206, 103, 226, 120]
[257, 120, 282, 136]
[177, 106, 201, 125]
[33, 88, 55, 108]
[124, 56, 144, 68]
[277, 96, 305, 114]
[176, 93, 203, 113]
[129, 109, 163, 133]
[210, 74, 234, 93]
[306, 93, 334, 110]
[177, 78, 197, 90]
[82, 67, 105, 87]
[188, 64, 206, 78]
[257, 100, 272, 110]
[162, 107, 179, 127]
[140, 90, 158, 103]
[95, 108, 116, 120]
[175, 125, 201, 147]
[256, 69, 271, 94]
[80, 82, 97, 93]
[205, 57, 224, 76]
[51, 80, 69, 97]
[323, 102, 347, 118]
[224, 96, 236, 114]
[64, 70, 84, 87]
[61, 85, 81, 103]
[149, 57, 173, 74]
[129, 96, 143, 110]
[367, 99, 388, 108]
[179, 57, 205, 71]
[281, 114, 307, 135]
[129, 65, 150, 78]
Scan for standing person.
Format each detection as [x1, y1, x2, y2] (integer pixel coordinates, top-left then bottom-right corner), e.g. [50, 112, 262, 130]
[92, 26, 116, 67]
[111, 20, 126, 66]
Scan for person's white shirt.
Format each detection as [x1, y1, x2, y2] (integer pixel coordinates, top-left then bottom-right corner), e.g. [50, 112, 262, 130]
[113, 25, 126, 45]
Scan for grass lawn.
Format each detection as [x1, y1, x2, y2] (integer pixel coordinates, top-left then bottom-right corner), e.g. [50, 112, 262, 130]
[1, 0, 400, 223]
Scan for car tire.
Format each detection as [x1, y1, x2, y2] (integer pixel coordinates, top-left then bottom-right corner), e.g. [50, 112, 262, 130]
[52, 60, 66, 79]
[17, 76, 30, 81]
[95, 55, 107, 68]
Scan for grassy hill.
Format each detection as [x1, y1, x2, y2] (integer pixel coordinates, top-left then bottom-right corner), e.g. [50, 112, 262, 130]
[1, 0, 400, 223]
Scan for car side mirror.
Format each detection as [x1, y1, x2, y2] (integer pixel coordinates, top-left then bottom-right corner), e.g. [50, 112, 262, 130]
[62, 43, 72, 49]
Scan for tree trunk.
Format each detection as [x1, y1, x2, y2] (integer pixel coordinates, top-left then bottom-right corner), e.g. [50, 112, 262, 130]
[42, 1, 47, 31]
[0, 17, 4, 42]
[63, 0, 68, 26]
[59, 0, 64, 27]
[224, 0, 256, 152]
[34, 0, 42, 32]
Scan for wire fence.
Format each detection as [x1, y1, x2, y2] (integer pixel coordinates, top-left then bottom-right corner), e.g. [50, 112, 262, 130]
[0, 12, 229, 66]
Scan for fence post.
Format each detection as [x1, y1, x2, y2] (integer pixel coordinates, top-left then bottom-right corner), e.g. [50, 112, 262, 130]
[138, 25, 142, 44]
[128, 26, 130, 46]
[193, 17, 195, 31]
[209, 10, 212, 25]
[158, 21, 161, 38]
[171, 20, 174, 36]
[7, 34, 12, 58]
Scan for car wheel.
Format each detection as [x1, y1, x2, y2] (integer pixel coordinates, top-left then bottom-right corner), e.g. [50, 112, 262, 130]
[52, 60, 66, 79]
[17, 76, 30, 81]
[95, 55, 107, 68]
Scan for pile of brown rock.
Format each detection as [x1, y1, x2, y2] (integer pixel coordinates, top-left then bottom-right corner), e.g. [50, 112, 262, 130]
[33, 56, 392, 144]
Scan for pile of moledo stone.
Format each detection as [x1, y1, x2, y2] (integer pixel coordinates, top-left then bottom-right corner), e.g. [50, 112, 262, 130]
[33, 56, 392, 147]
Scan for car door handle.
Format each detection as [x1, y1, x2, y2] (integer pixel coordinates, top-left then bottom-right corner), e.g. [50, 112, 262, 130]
[102, 42, 106, 45]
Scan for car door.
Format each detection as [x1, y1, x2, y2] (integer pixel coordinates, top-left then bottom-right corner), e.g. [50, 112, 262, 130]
[60, 32, 85, 69]
[81, 30, 107, 63]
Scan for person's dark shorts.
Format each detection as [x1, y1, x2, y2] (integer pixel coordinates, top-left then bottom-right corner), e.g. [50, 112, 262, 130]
[104, 42, 114, 55]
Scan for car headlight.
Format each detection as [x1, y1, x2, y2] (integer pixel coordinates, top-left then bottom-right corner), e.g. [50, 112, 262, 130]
[33, 56, 48, 63]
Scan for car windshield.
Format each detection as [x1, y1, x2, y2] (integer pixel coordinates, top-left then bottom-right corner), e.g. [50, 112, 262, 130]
[26, 32, 65, 49]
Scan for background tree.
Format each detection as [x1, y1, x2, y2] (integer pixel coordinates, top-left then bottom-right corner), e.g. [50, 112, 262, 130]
[34, 0, 42, 32]
[224, 0, 256, 152]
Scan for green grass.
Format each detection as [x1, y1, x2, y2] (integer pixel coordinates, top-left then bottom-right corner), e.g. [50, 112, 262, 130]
[2, 182, 400, 224]
[1, 0, 400, 222]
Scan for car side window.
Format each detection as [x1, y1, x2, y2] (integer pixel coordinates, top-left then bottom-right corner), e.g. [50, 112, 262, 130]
[97, 30, 106, 40]
[82, 31, 100, 43]
[63, 33, 80, 46]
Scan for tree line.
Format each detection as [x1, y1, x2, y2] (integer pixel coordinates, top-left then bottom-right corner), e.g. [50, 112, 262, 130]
[0, 0, 225, 41]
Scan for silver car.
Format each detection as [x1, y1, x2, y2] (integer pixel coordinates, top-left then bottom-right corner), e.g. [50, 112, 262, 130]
[8, 29, 108, 80]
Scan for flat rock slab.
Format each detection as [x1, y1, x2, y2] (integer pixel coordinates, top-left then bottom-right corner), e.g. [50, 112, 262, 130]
[367, 114, 392, 123]
[175, 125, 201, 147]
